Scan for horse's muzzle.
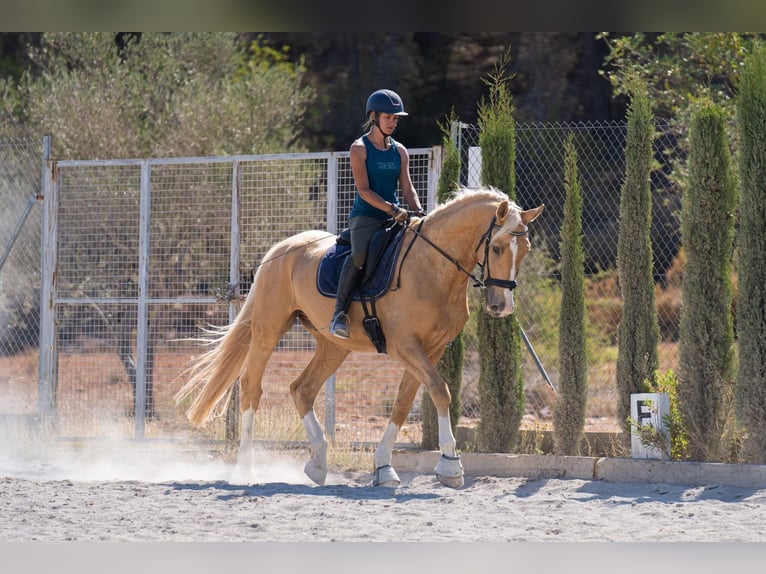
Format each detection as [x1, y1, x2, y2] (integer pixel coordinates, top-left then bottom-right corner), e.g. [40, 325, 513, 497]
[486, 301, 515, 318]
[486, 289, 515, 317]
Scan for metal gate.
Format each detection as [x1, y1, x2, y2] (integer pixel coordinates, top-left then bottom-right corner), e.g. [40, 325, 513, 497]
[1, 136, 47, 440]
[39, 149, 439, 443]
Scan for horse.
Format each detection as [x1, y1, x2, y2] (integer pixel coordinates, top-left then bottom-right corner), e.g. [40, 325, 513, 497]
[175, 187, 544, 488]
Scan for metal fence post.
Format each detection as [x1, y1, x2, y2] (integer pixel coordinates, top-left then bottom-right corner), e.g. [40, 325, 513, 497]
[324, 153, 339, 441]
[226, 158, 241, 442]
[427, 145, 441, 209]
[134, 161, 151, 438]
[37, 135, 57, 429]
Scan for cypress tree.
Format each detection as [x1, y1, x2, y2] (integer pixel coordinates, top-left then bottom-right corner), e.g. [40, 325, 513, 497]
[553, 134, 587, 455]
[615, 76, 660, 441]
[422, 111, 464, 450]
[475, 51, 524, 452]
[736, 45, 766, 463]
[678, 100, 736, 462]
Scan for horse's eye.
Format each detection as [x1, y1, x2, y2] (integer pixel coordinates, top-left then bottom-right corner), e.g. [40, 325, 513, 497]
[492, 245, 501, 255]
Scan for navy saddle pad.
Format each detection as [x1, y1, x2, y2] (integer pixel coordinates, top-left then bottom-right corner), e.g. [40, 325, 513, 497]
[316, 224, 406, 300]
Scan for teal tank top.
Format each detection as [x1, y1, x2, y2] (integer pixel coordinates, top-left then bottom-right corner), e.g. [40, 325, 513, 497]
[349, 135, 401, 220]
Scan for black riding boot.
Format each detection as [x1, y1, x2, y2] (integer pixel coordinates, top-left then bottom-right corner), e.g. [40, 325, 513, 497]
[330, 257, 363, 338]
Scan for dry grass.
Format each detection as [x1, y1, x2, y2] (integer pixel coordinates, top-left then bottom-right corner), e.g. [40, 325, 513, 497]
[1, 340, 683, 446]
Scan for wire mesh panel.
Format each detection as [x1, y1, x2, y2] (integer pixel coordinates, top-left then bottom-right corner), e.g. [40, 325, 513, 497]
[0, 136, 43, 416]
[237, 154, 332, 442]
[54, 162, 143, 436]
[147, 160, 234, 436]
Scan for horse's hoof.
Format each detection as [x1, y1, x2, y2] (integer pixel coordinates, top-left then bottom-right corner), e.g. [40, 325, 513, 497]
[372, 465, 400, 487]
[437, 473, 465, 488]
[304, 459, 327, 485]
[434, 454, 464, 488]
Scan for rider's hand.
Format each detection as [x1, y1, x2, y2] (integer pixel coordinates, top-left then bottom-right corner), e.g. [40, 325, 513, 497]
[391, 206, 408, 223]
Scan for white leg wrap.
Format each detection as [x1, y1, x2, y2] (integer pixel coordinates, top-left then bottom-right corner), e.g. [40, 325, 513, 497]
[372, 422, 401, 487]
[231, 408, 256, 484]
[435, 415, 464, 488]
[302, 411, 328, 485]
[438, 415, 458, 458]
[236, 408, 255, 466]
[374, 422, 400, 468]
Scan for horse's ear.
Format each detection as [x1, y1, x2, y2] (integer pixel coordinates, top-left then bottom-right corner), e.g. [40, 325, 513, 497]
[496, 200, 510, 224]
[521, 204, 545, 225]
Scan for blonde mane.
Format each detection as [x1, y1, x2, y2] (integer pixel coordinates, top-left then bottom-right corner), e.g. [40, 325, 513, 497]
[428, 186, 521, 217]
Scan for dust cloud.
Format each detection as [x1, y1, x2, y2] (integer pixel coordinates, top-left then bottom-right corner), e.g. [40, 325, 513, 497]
[0, 407, 311, 485]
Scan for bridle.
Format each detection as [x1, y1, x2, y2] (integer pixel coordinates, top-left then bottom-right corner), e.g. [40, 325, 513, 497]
[475, 215, 528, 290]
[404, 214, 528, 291]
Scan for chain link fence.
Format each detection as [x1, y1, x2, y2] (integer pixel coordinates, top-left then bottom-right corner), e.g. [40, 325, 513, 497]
[454, 120, 683, 431]
[0, 136, 44, 416]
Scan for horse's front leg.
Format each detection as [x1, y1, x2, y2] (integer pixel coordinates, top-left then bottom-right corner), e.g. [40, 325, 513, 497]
[401, 344, 463, 488]
[374, 348, 464, 489]
[432, 413, 464, 488]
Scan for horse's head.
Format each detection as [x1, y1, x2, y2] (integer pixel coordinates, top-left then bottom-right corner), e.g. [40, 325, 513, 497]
[480, 200, 545, 317]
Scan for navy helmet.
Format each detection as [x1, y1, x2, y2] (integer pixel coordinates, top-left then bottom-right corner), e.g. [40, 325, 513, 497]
[365, 89, 408, 116]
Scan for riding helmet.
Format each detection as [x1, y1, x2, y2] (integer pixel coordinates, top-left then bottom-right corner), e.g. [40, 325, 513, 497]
[365, 89, 408, 116]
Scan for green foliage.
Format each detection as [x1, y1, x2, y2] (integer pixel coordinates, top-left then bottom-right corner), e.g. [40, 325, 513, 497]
[422, 110, 463, 450]
[435, 109, 462, 203]
[735, 44, 766, 463]
[678, 99, 737, 462]
[553, 135, 587, 455]
[477, 292, 524, 452]
[629, 370, 689, 461]
[599, 33, 758, 123]
[476, 49, 524, 452]
[477, 49, 516, 199]
[615, 76, 660, 439]
[0, 33, 314, 158]
[599, 32, 757, 205]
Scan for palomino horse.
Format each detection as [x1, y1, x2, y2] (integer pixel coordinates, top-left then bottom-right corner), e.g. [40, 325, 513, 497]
[175, 187, 544, 488]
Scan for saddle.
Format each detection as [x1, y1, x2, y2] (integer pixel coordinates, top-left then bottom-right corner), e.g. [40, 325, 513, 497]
[317, 222, 407, 353]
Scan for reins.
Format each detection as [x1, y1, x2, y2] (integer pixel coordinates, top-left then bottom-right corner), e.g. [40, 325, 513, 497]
[401, 213, 528, 291]
[401, 218, 484, 287]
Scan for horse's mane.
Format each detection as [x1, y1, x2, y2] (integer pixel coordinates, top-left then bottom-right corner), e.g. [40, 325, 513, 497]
[428, 186, 521, 217]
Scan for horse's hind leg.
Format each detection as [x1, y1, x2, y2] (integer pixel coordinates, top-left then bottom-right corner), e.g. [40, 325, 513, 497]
[234, 314, 295, 482]
[290, 337, 349, 485]
[232, 345, 273, 479]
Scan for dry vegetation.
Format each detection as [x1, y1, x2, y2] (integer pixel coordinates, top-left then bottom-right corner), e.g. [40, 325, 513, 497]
[1, 341, 643, 447]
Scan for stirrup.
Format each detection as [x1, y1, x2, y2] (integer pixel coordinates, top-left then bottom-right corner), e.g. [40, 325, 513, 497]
[330, 312, 350, 339]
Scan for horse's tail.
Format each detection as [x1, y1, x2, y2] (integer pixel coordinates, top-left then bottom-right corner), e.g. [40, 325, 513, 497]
[174, 292, 255, 427]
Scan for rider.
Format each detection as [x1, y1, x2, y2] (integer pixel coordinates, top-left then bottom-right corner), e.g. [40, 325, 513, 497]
[329, 88, 425, 339]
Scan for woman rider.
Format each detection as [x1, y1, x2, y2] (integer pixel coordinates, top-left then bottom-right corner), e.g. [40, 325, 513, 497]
[329, 89, 425, 338]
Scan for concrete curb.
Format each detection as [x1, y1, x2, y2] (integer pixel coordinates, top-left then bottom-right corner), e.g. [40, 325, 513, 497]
[392, 450, 766, 489]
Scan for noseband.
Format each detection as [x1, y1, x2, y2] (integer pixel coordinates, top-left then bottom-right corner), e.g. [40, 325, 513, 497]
[475, 215, 528, 291]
